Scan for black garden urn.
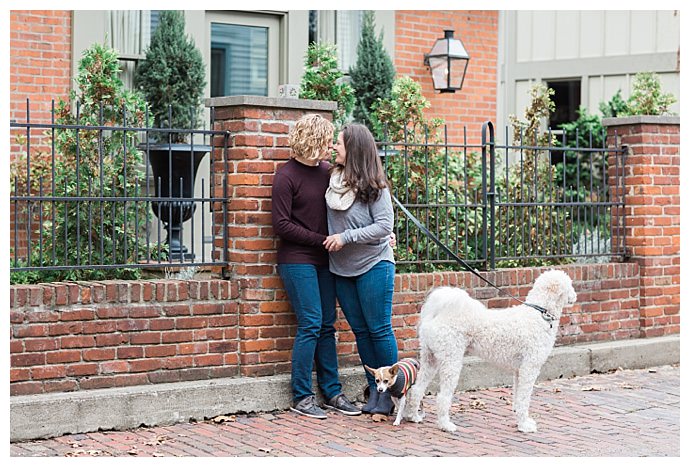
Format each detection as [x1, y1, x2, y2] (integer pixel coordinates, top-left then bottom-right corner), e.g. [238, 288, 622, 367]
[145, 144, 210, 260]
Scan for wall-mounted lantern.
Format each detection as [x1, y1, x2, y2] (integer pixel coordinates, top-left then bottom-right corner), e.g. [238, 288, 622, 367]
[423, 30, 470, 93]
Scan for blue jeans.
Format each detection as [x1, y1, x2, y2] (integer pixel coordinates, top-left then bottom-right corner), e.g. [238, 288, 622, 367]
[335, 260, 398, 390]
[278, 263, 342, 403]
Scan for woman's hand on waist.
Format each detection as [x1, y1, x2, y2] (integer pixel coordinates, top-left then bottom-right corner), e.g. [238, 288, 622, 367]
[323, 233, 344, 252]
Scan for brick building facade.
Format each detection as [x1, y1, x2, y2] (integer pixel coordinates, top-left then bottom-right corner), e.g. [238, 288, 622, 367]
[10, 10, 72, 128]
[395, 11, 498, 143]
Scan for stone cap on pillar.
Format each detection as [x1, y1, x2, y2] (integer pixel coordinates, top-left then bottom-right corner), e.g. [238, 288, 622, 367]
[602, 115, 679, 127]
[205, 95, 337, 112]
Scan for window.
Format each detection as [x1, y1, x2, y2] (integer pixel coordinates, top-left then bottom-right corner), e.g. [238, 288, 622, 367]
[210, 23, 269, 97]
[336, 11, 363, 71]
[206, 12, 279, 98]
[309, 10, 363, 72]
[547, 79, 581, 130]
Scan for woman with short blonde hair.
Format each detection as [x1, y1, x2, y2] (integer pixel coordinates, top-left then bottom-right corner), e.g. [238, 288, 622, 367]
[271, 113, 361, 419]
[288, 113, 334, 166]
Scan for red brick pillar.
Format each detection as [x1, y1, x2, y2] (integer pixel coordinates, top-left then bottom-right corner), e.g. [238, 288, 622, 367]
[604, 116, 680, 337]
[206, 96, 337, 376]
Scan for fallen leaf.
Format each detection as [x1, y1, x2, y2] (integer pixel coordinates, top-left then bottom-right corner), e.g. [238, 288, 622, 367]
[470, 399, 486, 410]
[553, 388, 562, 393]
[153, 452, 165, 457]
[65, 449, 85, 457]
[371, 414, 388, 422]
[144, 435, 171, 446]
[212, 415, 236, 423]
[648, 369, 657, 373]
[581, 386, 602, 391]
[259, 447, 272, 453]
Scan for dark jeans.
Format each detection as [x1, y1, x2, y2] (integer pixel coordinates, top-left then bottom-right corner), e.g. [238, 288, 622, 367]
[335, 260, 398, 390]
[278, 263, 342, 403]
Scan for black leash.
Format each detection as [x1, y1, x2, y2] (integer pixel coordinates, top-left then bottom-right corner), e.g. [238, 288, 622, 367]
[391, 195, 555, 327]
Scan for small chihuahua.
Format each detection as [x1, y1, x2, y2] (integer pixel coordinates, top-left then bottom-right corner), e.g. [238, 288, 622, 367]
[365, 358, 420, 426]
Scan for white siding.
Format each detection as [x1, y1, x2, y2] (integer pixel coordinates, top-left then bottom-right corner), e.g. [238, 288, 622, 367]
[579, 11, 604, 58]
[500, 10, 679, 131]
[587, 76, 603, 111]
[515, 13, 532, 63]
[604, 11, 629, 56]
[515, 10, 679, 60]
[531, 11, 555, 61]
[629, 11, 656, 55]
[657, 72, 680, 114]
[555, 11, 579, 60]
[656, 10, 680, 52]
[602, 75, 629, 105]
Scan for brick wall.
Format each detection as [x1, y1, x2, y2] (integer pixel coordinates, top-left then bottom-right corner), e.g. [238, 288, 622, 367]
[605, 116, 680, 337]
[10, 10, 72, 258]
[10, 10, 72, 135]
[394, 11, 498, 144]
[10, 263, 640, 396]
[11, 280, 239, 396]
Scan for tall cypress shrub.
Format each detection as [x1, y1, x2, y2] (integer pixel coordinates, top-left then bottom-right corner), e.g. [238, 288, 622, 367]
[349, 11, 395, 130]
[134, 10, 206, 143]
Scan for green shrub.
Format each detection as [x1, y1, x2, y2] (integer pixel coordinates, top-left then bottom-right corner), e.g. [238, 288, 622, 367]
[599, 89, 628, 118]
[349, 11, 395, 130]
[625, 72, 676, 116]
[299, 42, 355, 129]
[555, 106, 606, 205]
[495, 83, 574, 268]
[134, 10, 206, 143]
[373, 76, 483, 270]
[10, 43, 164, 284]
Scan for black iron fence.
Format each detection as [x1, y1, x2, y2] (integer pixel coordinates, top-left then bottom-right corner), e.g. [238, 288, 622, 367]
[380, 121, 627, 271]
[10, 101, 627, 280]
[10, 100, 229, 283]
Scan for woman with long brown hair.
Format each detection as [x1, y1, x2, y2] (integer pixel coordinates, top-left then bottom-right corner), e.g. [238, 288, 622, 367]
[323, 123, 398, 415]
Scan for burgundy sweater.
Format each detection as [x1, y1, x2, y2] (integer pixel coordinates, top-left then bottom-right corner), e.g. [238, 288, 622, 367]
[271, 158, 330, 265]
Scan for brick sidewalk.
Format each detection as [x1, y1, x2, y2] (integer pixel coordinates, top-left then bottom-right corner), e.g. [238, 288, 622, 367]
[11, 365, 679, 457]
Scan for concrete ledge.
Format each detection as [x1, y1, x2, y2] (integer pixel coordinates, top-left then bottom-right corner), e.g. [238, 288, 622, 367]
[204, 95, 337, 111]
[10, 335, 679, 442]
[602, 115, 679, 126]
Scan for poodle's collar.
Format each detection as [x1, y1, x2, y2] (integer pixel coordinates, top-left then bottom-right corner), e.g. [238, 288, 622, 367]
[527, 303, 556, 328]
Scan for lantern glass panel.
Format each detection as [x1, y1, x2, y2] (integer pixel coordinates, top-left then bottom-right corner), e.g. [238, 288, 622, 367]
[429, 38, 449, 57]
[448, 39, 469, 59]
[449, 58, 468, 89]
[428, 56, 448, 90]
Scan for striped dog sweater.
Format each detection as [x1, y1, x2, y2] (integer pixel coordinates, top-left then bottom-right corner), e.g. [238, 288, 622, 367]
[388, 358, 420, 398]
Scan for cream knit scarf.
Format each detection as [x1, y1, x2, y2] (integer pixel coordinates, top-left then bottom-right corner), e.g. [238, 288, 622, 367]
[325, 167, 356, 211]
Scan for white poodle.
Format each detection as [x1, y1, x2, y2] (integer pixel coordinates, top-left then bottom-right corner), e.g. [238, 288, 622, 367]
[403, 269, 577, 433]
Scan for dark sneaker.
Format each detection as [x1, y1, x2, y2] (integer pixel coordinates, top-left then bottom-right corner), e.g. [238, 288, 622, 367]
[324, 394, 362, 416]
[290, 395, 327, 419]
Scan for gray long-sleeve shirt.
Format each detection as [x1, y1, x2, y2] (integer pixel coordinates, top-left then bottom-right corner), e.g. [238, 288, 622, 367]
[326, 187, 395, 277]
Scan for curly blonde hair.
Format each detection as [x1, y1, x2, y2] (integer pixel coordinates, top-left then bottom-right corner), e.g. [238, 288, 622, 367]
[288, 114, 334, 164]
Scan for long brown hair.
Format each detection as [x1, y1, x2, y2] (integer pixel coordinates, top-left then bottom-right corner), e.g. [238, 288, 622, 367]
[340, 123, 389, 203]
